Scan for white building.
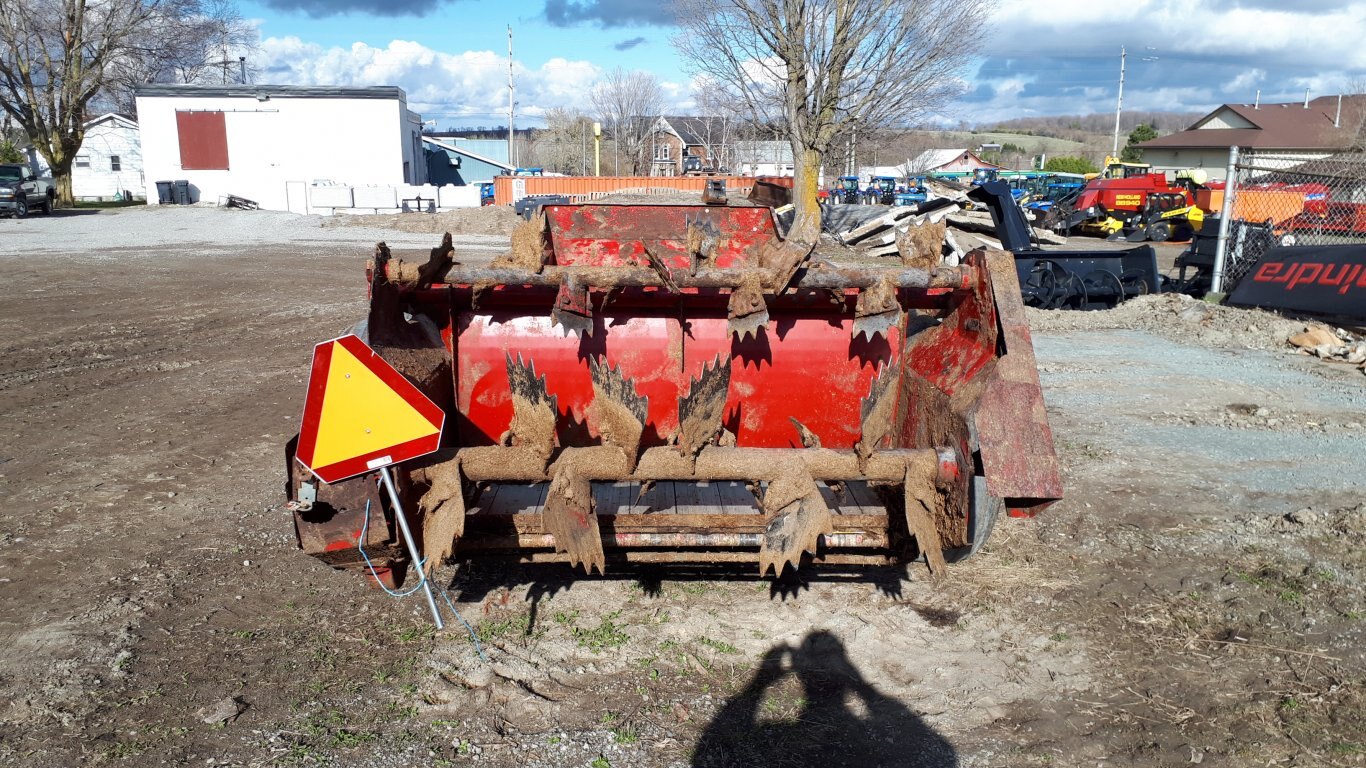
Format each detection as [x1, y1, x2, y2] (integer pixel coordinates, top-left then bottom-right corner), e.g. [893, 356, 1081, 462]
[134, 84, 425, 212]
[57, 114, 146, 201]
[733, 140, 794, 177]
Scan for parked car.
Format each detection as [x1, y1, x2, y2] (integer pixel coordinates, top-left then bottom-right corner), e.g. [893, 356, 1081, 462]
[0, 163, 55, 217]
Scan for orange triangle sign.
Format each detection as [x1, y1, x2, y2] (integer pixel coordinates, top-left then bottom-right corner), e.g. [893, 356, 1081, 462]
[295, 335, 444, 484]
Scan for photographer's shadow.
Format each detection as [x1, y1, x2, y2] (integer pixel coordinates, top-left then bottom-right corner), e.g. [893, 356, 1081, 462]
[692, 630, 957, 768]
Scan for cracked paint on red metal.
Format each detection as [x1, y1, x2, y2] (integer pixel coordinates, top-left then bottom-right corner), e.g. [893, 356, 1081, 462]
[936, 448, 961, 484]
[903, 252, 998, 396]
[452, 294, 897, 450]
[974, 251, 1063, 514]
[544, 204, 778, 268]
[456, 310, 684, 446]
[685, 311, 898, 448]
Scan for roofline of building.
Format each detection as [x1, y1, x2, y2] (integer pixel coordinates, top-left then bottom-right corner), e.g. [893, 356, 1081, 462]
[84, 112, 138, 129]
[421, 136, 515, 171]
[133, 84, 408, 101]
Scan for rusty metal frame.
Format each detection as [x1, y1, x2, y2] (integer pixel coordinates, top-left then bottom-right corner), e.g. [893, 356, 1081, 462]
[386, 262, 973, 292]
[455, 445, 957, 484]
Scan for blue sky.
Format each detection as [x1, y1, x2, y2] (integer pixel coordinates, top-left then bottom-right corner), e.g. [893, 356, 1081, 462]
[238, 0, 1366, 129]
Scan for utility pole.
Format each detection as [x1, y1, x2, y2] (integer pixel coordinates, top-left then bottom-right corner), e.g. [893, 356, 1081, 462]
[1112, 46, 1126, 157]
[507, 25, 516, 169]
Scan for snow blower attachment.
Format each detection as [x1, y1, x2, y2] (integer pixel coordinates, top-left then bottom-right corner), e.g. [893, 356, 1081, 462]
[285, 203, 1062, 581]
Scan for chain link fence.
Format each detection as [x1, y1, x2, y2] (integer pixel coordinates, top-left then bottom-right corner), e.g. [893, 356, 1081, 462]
[1217, 150, 1366, 290]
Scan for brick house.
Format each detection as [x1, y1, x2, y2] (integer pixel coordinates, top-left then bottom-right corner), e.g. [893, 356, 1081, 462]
[644, 115, 734, 176]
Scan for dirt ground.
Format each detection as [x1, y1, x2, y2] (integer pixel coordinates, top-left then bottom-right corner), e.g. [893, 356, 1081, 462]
[0, 207, 1363, 768]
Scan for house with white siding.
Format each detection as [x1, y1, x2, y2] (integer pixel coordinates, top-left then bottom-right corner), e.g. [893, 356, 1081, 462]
[72, 114, 144, 201]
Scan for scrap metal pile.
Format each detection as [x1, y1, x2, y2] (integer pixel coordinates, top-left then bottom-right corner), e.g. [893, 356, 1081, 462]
[823, 181, 1162, 311]
[286, 195, 1062, 583]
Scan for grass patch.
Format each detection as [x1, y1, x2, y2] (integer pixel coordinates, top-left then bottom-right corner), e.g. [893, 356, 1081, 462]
[330, 728, 377, 748]
[697, 636, 740, 655]
[101, 740, 146, 759]
[573, 612, 629, 653]
[395, 624, 434, 643]
[477, 612, 537, 642]
[611, 726, 639, 744]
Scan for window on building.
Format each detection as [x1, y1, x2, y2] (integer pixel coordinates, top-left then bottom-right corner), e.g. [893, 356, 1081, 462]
[176, 110, 229, 170]
[656, 143, 670, 161]
[110, 155, 121, 172]
[75, 155, 90, 168]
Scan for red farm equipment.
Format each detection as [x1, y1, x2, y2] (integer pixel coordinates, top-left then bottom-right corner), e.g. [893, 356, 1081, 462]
[284, 200, 1062, 583]
[1051, 172, 1203, 242]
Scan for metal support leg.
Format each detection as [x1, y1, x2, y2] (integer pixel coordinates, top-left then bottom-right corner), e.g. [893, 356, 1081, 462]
[379, 466, 445, 629]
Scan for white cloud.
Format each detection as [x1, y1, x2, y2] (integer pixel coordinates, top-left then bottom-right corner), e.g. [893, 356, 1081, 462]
[1222, 68, 1265, 95]
[258, 37, 602, 124]
[989, 1, 1366, 69]
[959, 0, 1366, 122]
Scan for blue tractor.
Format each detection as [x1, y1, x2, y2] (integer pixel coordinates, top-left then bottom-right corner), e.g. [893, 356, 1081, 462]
[1023, 181, 1085, 215]
[971, 168, 1000, 186]
[832, 175, 862, 204]
[865, 176, 899, 205]
[894, 176, 928, 206]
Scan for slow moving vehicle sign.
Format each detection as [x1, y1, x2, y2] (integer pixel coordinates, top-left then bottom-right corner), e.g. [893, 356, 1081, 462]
[295, 334, 444, 484]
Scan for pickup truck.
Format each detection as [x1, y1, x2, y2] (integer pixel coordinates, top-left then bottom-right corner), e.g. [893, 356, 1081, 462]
[0, 163, 55, 217]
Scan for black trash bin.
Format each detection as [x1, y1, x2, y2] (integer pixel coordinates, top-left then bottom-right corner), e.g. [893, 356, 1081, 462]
[172, 180, 191, 205]
[155, 180, 174, 204]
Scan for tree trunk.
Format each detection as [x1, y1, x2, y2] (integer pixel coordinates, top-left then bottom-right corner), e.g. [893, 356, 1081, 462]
[790, 146, 823, 243]
[54, 173, 73, 207]
[44, 146, 75, 208]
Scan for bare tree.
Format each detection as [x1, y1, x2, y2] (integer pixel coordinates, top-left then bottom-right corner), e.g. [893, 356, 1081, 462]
[0, 0, 250, 205]
[532, 107, 594, 175]
[681, 87, 749, 171]
[674, 0, 991, 235]
[591, 67, 665, 175]
[104, 0, 257, 113]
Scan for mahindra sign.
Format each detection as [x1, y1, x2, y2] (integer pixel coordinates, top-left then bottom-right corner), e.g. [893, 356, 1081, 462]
[1228, 245, 1366, 320]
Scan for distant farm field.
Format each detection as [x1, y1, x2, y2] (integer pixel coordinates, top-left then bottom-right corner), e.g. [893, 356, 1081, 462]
[921, 130, 1091, 156]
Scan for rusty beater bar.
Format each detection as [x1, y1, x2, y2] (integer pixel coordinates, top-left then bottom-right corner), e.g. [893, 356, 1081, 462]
[456, 446, 959, 484]
[387, 263, 974, 292]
